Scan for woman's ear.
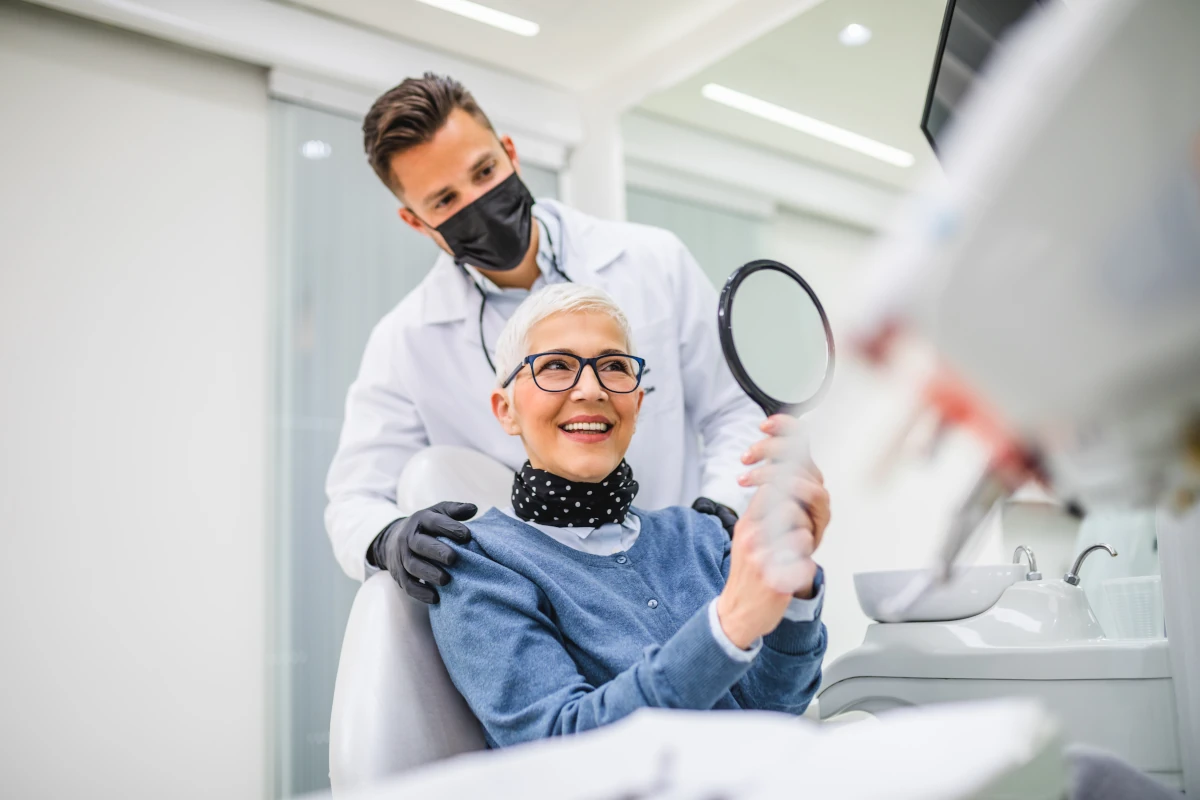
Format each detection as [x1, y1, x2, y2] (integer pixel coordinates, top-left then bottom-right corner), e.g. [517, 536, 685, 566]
[491, 388, 522, 436]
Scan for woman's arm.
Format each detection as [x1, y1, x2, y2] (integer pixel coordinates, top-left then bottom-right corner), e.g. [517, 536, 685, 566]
[712, 438, 831, 715]
[735, 570, 827, 715]
[429, 541, 755, 748]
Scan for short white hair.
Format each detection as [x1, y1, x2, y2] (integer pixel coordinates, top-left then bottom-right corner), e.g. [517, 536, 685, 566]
[494, 283, 637, 388]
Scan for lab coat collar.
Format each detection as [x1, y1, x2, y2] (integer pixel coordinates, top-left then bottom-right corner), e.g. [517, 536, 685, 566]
[537, 199, 626, 278]
[419, 199, 626, 326]
[420, 254, 475, 325]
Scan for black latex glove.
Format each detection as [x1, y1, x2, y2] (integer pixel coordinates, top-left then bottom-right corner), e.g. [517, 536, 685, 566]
[369, 501, 477, 604]
[691, 496, 739, 538]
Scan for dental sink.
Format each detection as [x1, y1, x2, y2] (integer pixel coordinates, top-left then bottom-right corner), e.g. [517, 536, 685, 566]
[854, 565, 1027, 622]
[821, 550, 1181, 790]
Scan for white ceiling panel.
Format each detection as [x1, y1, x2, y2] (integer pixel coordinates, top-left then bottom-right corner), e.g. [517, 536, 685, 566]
[281, 0, 949, 189]
[282, 0, 752, 91]
[637, 0, 948, 188]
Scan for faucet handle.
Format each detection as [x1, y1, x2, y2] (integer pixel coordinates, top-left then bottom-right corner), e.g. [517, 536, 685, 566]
[1064, 543, 1118, 586]
[1012, 545, 1042, 580]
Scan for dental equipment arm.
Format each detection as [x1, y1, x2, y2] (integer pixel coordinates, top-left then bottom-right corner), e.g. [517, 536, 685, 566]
[848, 0, 1200, 788]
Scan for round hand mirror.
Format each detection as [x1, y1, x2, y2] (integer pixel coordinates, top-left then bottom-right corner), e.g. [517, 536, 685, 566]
[717, 260, 835, 417]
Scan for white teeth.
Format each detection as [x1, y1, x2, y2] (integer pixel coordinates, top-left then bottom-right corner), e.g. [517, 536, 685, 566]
[562, 422, 611, 432]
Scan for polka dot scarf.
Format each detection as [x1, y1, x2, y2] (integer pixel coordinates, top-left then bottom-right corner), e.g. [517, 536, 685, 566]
[511, 460, 638, 528]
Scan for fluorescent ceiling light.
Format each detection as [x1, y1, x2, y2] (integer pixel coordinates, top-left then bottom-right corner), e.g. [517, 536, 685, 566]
[414, 0, 539, 36]
[701, 83, 915, 168]
[839, 23, 872, 46]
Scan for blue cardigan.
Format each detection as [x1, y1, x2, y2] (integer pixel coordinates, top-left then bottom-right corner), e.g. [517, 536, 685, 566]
[429, 505, 827, 748]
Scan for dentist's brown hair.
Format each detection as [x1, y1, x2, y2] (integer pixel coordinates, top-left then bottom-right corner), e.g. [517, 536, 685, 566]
[363, 72, 496, 195]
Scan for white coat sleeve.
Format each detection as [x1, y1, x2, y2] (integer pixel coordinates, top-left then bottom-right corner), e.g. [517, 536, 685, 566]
[668, 236, 764, 515]
[325, 316, 429, 581]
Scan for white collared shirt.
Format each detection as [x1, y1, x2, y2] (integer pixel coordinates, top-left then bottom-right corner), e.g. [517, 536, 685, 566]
[499, 503, 641, 556]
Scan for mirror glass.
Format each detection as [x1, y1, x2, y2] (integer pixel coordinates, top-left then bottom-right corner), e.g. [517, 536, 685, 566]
[730, 269, 830, 407]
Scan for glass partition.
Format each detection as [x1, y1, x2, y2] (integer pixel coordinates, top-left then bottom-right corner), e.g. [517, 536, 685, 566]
[626, 187, 766, 288]
[270, 98, 557, 796]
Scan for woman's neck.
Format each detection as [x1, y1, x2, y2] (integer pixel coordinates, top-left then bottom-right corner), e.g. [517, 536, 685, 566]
[510, 460, 638, 527]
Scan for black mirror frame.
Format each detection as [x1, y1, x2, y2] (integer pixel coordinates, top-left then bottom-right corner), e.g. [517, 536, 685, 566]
[717, 259, 836, 417]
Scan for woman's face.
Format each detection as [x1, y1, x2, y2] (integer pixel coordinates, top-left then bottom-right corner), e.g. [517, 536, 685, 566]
[492, 310, 644, 483]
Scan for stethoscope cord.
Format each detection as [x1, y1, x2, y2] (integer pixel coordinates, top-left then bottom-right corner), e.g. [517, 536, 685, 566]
[472, 217, 570, 374]
[477, 286, 495, 373]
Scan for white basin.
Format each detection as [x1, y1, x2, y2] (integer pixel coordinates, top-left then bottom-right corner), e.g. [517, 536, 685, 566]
[854, 565, 1026, 622]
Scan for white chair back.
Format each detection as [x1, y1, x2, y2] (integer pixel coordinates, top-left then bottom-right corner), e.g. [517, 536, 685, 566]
[328, 446, 513, 792]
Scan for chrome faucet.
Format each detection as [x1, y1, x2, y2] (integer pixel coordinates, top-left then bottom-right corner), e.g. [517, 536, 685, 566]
[1064, 543, 1118, 586]
[1012, 545, 1042, 580]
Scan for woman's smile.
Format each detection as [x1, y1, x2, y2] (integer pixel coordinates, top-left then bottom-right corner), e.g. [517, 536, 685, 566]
[491, 309, 644, 483]
[559, 414, 614, 443]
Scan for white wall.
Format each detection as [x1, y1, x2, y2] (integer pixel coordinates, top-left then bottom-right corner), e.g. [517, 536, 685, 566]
[0, 3, 269, 797]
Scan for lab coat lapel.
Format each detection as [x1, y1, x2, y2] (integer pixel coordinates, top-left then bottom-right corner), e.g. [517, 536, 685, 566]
[420, 253, 474, 325]
[539, 199, 626, 283]
[416, 252, 490, 371]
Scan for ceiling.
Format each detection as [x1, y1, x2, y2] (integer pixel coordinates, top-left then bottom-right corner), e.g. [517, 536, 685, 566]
[639, 0, 948, 188]
[283, 0, 949, 189]
[285, 0, 751, 91]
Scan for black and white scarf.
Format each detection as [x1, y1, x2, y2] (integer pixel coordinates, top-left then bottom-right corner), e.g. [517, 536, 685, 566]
[511, 460, 638, 528]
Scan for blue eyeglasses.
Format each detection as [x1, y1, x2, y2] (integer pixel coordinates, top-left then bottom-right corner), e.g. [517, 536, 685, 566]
[501, 352, 646, 393]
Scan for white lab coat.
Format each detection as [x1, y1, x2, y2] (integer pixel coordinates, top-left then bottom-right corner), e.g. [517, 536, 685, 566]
[325, 199, 763, 580]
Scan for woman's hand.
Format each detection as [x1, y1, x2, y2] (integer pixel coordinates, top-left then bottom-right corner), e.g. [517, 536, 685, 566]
[739, 415, 831, 551]
[715, 414, 830, 649]
[716, 484, 820, 650]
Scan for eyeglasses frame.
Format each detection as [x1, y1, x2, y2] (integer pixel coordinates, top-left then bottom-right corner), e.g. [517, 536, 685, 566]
[500, 351, 646, 393]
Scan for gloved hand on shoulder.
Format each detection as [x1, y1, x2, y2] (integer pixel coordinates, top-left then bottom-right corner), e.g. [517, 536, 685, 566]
[369, 501, 477, 604]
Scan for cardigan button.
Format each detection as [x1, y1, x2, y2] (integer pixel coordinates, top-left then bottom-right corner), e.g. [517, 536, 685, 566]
[616, 555, 628, 564]
[647, 599, 659, 609]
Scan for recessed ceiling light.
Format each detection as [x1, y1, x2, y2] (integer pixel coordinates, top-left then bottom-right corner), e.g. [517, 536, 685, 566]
[701, 83, 914, 168]
[839, 23, 872, 46]
[414, 0, 539, 37]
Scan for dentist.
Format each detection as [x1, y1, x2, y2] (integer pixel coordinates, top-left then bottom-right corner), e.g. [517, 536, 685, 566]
[325, 72, 764, 603]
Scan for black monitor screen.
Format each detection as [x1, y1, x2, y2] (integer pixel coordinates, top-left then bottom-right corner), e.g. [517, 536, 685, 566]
[921, 0, 1048, 155]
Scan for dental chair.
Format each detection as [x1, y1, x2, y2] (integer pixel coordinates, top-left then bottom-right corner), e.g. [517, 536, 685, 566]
[328, 446, 513, 792]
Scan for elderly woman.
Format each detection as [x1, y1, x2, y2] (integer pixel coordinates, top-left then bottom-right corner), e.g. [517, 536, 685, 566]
[429, 284, 830, 748]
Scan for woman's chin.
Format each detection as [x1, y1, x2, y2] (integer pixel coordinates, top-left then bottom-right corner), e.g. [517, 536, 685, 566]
[550, 455, 621, 484]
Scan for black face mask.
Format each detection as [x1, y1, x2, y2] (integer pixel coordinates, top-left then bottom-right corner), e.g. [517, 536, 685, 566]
[434, 172, 535, 273]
